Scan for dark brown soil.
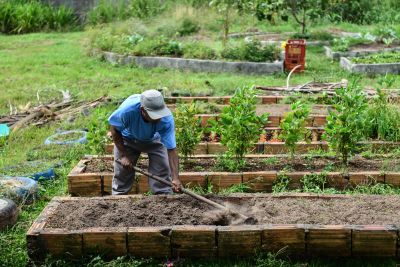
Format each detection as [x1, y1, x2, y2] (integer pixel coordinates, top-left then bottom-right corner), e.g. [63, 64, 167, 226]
[255, 104, 329, 116]
[83, 156, 400, 173]
[45, 194, 400, 229]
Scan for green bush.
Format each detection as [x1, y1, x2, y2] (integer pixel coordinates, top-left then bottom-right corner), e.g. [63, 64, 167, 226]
[0, 0, 77, 34]
[177, 18, 200, 36]
[174, 103, 203, 160]
[221, 40, 279, 62]
[133, 37, 183, 57]
[364, 89, 400, 142]
[212, 86, 268, 169]
[183, 42, 217, 59]
[279, 100, 311, 159]
[323, 81, 368, 166]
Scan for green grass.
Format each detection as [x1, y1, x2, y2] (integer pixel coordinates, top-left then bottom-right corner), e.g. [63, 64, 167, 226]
[1, 7, 400, 266]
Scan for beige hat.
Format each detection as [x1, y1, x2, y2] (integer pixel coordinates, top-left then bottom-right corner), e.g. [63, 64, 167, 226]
[140, 90, 172, 120]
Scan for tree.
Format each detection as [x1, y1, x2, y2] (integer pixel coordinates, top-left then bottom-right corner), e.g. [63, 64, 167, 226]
[209, 0, 242, 45]
[285, 0, 321, 34]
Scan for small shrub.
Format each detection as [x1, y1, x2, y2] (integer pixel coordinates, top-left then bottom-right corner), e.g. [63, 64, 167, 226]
[212, 86, 268, 165]
[323, 81, 368, 166]
[177, 18, 200, 36]
[364, 89, 400, 142]
[221, 40, 279, 62]
[86, 108, 112, 154]
[272, 173, 291, 193]
[133, 37, 183, 57]
[301, 173, 327, 193]
[183, 42, 217, 59]
[279, 100, 311, 159]
[174, 103, 203, 160]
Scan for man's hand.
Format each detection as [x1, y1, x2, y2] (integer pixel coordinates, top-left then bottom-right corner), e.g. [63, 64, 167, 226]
[172, 178, 182, 193]
[119, 156, 133, 169]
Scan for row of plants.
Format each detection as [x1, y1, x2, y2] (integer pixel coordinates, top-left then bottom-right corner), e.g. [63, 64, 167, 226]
[91, 31, 281, 62]
[331, 28, 399, 52]
[174, 81, 400, 171]
[351, 51, 400, 64]
[0, 0, 77, 34]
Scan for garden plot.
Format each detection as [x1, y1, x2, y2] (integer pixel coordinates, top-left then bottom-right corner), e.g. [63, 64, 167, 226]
[324, 43, 400, 60]
[68, 156, 400, 196]
[27, 194, 400, 260]
[102, 51, 283, 75]
[340, 52, 400, 74]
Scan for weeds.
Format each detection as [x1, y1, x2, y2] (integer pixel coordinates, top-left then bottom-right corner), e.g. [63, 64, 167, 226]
[273, 173, 291, 193]
[221, 40, 280, 62]
[0, 0, 77, 34]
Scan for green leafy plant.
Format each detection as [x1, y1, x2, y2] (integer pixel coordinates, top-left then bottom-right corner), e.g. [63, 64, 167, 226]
[212, 86, 268, 169]
[352, 51, 400, 64]
[301, 172, 327, 193]
[87, 0, 128, 25]
[183, 42, 217, 60]
[86, 108, 112, 154]
[323, 81, 368, 166]
[0, 0, 77, 34]
[221, 40, 279, 62]
[272, 173, 291, 193]
[364, 89, 400, 142]
[209, 0, 241, 45]
[279, 100, 311, 159]
[174, 103, 203, 160]
[132, 37, 183, 57]
[130, 0, 165, 19]
[177, 18, 200, 36]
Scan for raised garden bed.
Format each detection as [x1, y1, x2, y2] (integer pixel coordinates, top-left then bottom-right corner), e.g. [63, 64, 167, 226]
[27, 194, 400, 261]
[340, 56, 400, 74]
[68, 156, 400, 196]
[103, 51, 283, 75]
[324, 44, 400, 60]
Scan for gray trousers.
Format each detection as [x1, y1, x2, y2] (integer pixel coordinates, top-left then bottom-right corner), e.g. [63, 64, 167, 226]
[112, 138, 172, 195]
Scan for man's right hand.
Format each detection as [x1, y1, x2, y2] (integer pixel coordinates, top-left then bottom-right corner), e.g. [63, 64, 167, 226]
[119, 156, 133, 169]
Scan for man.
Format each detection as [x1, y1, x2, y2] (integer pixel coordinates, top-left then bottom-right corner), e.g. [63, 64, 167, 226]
[108, 89, 182, 195]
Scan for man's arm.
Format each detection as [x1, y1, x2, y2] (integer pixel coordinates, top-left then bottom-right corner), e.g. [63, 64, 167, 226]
[168, 148, 182, 193]
[110, 126, 132, 168]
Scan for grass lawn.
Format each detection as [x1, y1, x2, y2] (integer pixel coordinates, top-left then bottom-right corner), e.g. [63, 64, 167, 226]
[0, 24, 400, 266]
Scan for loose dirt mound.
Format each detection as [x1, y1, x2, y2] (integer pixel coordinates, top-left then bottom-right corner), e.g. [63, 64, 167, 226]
[45, 195, 400, 230]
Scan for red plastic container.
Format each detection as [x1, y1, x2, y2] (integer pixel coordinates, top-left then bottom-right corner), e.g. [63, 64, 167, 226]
[284, 39, 306, 72]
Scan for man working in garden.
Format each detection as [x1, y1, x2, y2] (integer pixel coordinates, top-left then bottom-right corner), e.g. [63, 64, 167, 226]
[108, 89, 182, 195]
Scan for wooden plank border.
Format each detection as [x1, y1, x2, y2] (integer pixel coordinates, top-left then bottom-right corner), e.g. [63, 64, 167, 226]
[27, 195, 400, 261]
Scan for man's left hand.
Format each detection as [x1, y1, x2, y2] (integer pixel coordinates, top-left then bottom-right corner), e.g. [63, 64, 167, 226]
[172, 178, 183, 193]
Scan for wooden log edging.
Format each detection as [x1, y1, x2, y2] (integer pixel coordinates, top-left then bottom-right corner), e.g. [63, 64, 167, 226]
[27, 194, 400, 261]
[68, 156, 400, 196]
[340, 57, 400, 74]
[102, 51, 283, 75]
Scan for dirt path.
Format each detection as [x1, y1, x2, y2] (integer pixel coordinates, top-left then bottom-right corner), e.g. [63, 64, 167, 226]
[45, 195, 400, 229]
